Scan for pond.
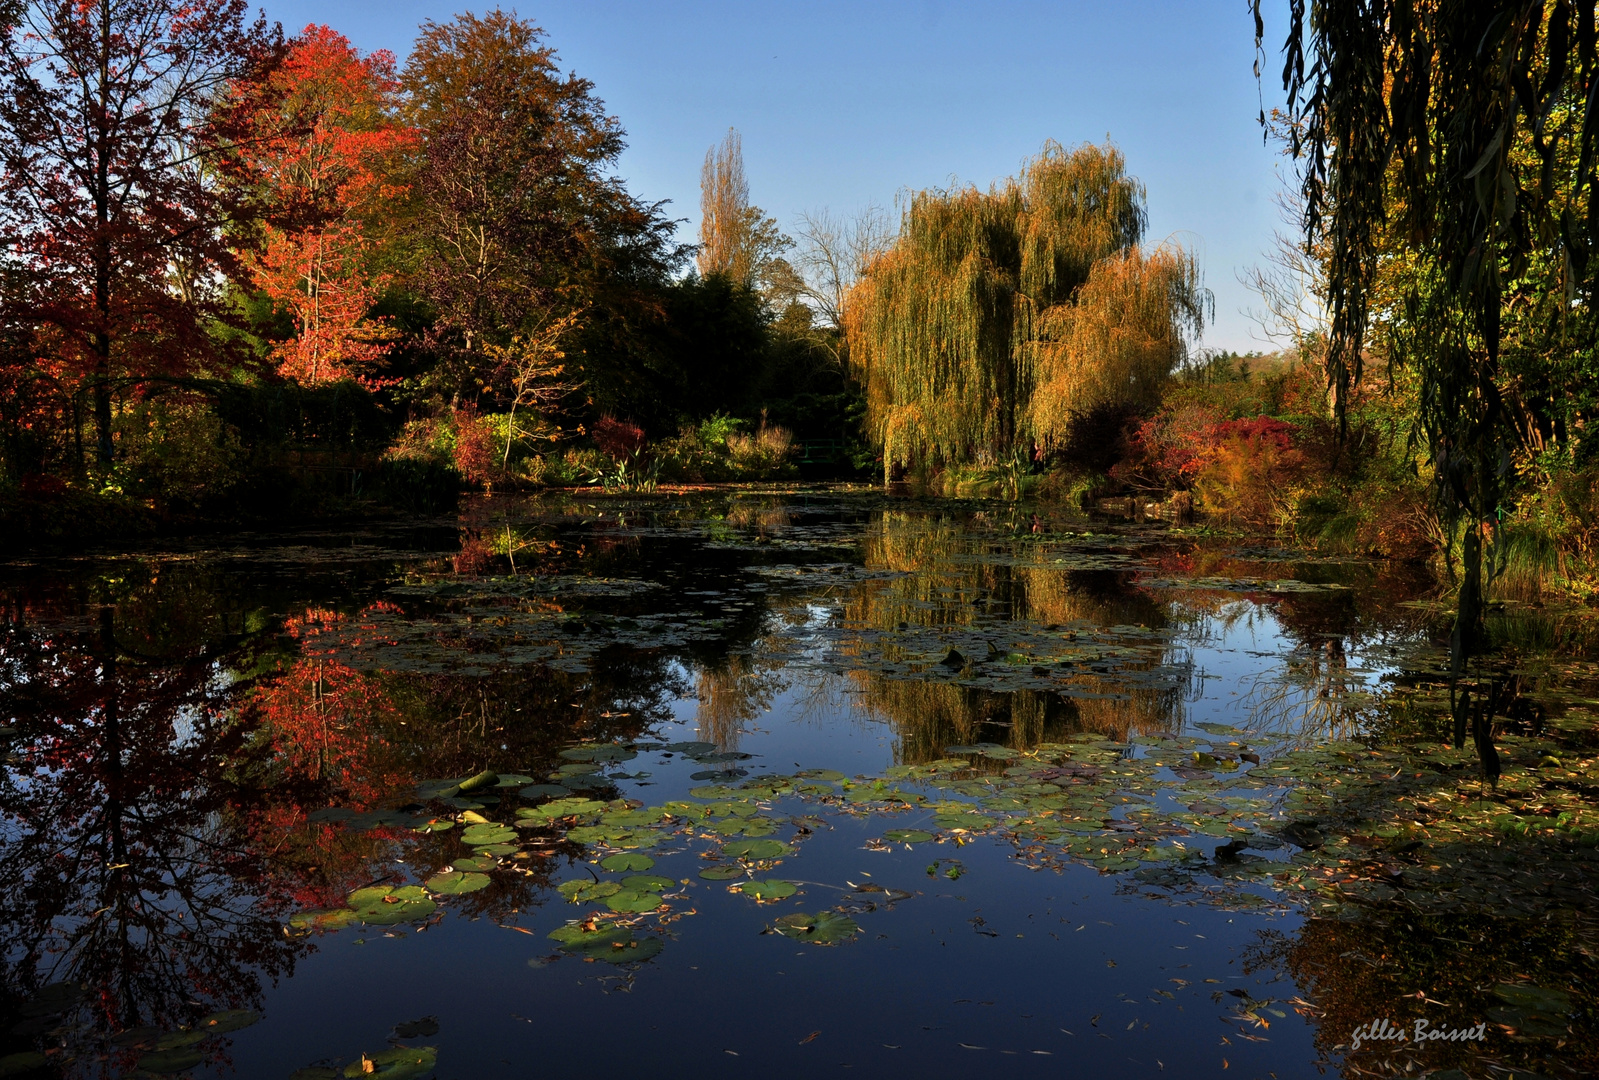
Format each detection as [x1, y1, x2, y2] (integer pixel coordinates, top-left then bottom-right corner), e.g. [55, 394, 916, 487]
[1, 488, 1594, 1080]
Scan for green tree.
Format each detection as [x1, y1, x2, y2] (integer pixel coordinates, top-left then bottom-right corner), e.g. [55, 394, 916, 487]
[397, 9, 675, 413]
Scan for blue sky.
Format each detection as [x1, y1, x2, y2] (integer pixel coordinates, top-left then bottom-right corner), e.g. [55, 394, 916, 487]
[265, 1, 1296, 352]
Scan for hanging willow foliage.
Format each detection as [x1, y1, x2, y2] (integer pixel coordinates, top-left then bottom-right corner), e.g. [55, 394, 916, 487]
[1263, 1, 1599, 774]
[1029, 245, 1210, 437]
[847, 141, 1203, 473]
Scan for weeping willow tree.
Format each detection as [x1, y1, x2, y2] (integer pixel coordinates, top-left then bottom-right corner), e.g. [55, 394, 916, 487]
[846, 141, 1204, 475]
[1264, 2, 1599, 775]
[1029, 244, 1210, 437]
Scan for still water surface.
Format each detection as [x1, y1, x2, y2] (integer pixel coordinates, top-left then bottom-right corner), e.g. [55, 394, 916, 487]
[1, 490, 1591, 1079]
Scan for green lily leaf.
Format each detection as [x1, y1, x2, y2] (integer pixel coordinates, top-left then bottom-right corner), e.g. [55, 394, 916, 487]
[722, 839, 788, 860]
[600, 852, 655, 872]
[426, 870, 491, 895]
[773, 911, 861, 945]
[739, 879, 797, 901]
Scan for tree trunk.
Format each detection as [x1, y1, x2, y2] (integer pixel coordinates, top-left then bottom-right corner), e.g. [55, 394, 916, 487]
[92, 332, 112, 464]
[1449, 526, 1483, 749]
[93, 0, 114, 464]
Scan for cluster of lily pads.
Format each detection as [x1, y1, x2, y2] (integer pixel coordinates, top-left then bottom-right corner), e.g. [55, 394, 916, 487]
[285, 690, 1599, 973]
[0, 988, 264, 1079]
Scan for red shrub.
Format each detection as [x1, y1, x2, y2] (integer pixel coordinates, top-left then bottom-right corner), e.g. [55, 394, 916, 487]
[1113, 410, 1304, 525]
[450, 403, 496, 485]
[593, 415, 645, 459]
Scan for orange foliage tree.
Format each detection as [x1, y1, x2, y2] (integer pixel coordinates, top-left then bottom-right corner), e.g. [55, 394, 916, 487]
[220, 25, 414, 385]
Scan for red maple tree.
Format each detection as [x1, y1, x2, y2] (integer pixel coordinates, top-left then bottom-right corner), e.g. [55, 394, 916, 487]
[219, 25, 414, 385]
[0, 0, 279, 464]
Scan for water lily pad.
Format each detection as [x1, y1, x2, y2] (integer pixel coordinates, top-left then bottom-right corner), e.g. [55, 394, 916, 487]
[795, 768, 847, 782]
[713, 816, 774, 836]
[773, 911, 861, 945]
[413, 820, 454, 833]
[604, 889, 663, 913]
[560, 745, 636, 762]
[593, 935, 663, 963]
[449, 856, 496, 872]
[289, 908, 357, 932]
[349, 885, 436, 926]
[699, 864, 744, 880]
[689, 784, 743, 799]
[519, 784, 570, 798]
[470, 843, 519, 856]
[660, 740, 718, 753]
[391, 1017, 439, 1040]
[932, 812, 991, 831]
[1492, 984, 1572, 1012]
[196, 1009, 260, 1034]
[739, 879, 797, 900]
[558, 880, 622, 902]
[426, 871, 491, 895]
[722, 839, 788, 860]
[457, 770, 499, 793]
[460, 824, 516, 845]
[339, 1046, 437, 1079]
[600, 853, 654, 872]
[883, 829, 935, 844]
[548, 923, 662, 963]
[346, 887, 393, 908]
[137, 1048, 204, 1074]
[519, 797, 606, 821]
[621, 875, 676, 891]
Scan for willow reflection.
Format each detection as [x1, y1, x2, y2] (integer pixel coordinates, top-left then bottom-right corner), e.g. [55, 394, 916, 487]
[837, 513, 1191, 758]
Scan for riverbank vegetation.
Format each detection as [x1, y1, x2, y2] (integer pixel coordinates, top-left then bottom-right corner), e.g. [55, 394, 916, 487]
[5, 0, 1599, 626]
[0, 8, 858, 549]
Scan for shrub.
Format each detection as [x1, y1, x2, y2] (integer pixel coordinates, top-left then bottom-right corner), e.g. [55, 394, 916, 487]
[386, 405, 498, 487]
[1054, 401, 1140, 474]
[697, 413, 744, 448]
[1190, 417, 1303, 526]
[113, 396, 247, 511]
[727, 424, 793, 474]
[593, 416, 646, 459]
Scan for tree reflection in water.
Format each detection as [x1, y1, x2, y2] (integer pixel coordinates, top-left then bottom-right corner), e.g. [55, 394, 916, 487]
[0, 602, 306, 1066]
[835, 513, 1192, 756]
[0, 567, 684, 1074]
[3, 495, 1595, 1079]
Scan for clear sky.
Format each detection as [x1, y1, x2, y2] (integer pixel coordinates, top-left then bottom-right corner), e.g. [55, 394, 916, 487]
[262, 1, 1296, 353]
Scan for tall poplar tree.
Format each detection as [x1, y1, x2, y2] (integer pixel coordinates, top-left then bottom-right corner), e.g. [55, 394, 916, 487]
[696, 128, 794, 303]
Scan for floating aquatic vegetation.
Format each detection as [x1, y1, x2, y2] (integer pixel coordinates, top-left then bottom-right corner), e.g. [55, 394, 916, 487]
[289, 1045, 438, 1080]
[737, 879, 796, 901]
[547, 923, 664, 963]
[1138, 576, 1350, 594]
[771, 911, 860, 944]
